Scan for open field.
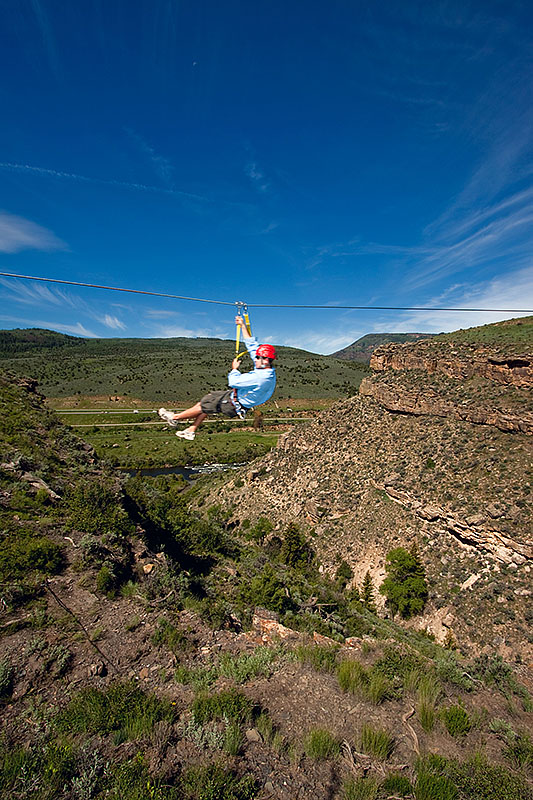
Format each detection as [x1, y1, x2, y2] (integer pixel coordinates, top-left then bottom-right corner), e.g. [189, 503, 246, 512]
[79, 424, 280, 468]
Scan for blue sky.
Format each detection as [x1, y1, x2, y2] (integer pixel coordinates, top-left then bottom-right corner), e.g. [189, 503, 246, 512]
[1, 0, 533, 354]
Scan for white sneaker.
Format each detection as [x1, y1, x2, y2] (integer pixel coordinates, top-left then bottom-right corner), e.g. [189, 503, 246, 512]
[176, 429, 195, 441]
[158, 408, 177, 427]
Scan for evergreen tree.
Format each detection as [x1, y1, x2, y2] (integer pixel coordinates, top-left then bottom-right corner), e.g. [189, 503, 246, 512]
[361, 571, 376, 613]
[335, 560, 353, 590]
[379, 546, 428, 619]
[280, 523, 313, 569]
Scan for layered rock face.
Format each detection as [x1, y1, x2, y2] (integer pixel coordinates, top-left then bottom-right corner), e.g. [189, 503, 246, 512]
[370, 339, 532, 388]
[213, 322, 533, 658]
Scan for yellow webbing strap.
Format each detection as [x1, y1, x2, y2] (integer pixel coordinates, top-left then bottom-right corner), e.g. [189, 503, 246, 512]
[235, 302, 252, 360]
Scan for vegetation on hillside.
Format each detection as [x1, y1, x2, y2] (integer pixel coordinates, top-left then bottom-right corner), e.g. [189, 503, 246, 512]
[2, 309, 533, 798]
[0, 327, 369, 402]
[438, 315, 533, 347]
[1, 371, 532, 798]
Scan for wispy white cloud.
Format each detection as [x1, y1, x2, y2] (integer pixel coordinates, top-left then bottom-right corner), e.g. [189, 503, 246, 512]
[277, 329, 365, 354]
[357, 180, 533, 292]
[143, 308, 179, 319]
[0, 211, 67, 253]
[157, 323, 227, 338]
[98, 314, 126, 331]
[0, 314, 97, 337]
[0, 162, 209, 204]
[0, 278, 84, 309]
[374, 265, 533, 334]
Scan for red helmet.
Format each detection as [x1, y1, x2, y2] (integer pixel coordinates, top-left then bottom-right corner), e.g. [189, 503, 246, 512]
[256, 344, 276, 360]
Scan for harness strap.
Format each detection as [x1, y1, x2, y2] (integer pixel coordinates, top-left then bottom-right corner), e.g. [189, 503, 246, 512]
[231, 389, 247, 419]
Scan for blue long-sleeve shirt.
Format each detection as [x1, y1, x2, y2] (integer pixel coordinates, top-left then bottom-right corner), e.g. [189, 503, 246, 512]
[227, 332, 276, 408]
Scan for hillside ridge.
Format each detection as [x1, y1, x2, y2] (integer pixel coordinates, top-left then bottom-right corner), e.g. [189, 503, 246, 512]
[211, 319, 533, 662]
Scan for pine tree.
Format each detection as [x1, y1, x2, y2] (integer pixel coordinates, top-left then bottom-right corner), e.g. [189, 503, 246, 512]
[379, 546, 428, 619]
[361, 571, 376, 613]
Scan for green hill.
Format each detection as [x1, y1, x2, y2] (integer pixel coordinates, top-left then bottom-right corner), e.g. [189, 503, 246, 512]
[0, 328, 369, 403]
[438, 314, 533, 349]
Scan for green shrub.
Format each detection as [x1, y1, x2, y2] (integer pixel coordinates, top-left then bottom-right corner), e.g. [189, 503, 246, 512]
[191, 689, 253, 725]
[181, 763, 257, 799]
[151, 618, 192, 657]
[55, 682, 175, 739]
[304, 728, 341, 760]
[279, 523, 313, 569]
[502, 730, 533, 770]
[341, 775, 379, 799]
[471, 653, 531, 706]
[441, 704, 471, 737]
[337, 660, 369, 695]
[247, 517, 273, 545]
[373, 645, 425, 681]
[335, 560, 354, 589]
[360, 724, 394, 760]
[0, 530, 64, 581]
[295, 644, 338, 673]
[218, 645, 282, 683]
[105, 752, 178, 800]
[415, 770, 458, 800]
[0, 660, 14, 698]
[446, 752, 533, 798]
[0, 738, 78, 797]
[417, 751, 533, 800]
[244, 565, 293, 614]
[381, 773, 413, 796]
[380, 546, 428, 619]
[64, 481, 134, 538]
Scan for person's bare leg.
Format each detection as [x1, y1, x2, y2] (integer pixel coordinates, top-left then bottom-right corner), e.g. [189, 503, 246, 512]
[168, 403, 208, 434]
[187, 412, 207, 433]
[171, 402, 203, 421]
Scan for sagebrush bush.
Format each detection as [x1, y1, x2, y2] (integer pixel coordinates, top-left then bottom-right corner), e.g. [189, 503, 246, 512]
[218, 645, 283, 683]
[0, 530, 64, 581]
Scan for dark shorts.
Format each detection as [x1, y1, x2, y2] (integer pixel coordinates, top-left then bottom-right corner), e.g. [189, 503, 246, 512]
[200, 389, 238, 418]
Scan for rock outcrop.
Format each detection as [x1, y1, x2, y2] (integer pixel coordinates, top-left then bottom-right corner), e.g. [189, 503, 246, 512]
[359, 377, 533, 434]
[209, 319, 533, 658]
[370, 340, 532, 389]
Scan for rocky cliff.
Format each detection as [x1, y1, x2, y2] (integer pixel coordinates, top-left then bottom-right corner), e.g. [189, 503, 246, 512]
[210, 318, 533, 661]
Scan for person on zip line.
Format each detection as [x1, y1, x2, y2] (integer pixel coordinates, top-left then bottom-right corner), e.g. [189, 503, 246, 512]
[158, 315, 276, 440]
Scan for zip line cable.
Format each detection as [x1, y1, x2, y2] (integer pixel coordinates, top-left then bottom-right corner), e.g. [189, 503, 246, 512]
[1, 271, 532, 313]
